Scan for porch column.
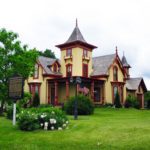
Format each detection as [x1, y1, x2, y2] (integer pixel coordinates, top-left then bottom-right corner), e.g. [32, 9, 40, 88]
[102, 84, 105, 104]
[66, 80, 69, 99]
[91, 80, 94, 100]
[142, 94, 144, 109]
[54, 81, 58, 105]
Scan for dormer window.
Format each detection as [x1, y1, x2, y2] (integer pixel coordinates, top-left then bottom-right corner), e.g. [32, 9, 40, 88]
[34, 64, 39, 79]
[66, 64, 72, 77]
[83, 49, 88, 57]
[113, 66, 118, 81]
[66, 49, 72, 57]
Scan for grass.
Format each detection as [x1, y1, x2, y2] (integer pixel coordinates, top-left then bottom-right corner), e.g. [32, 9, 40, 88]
[0, 108, 150, 150]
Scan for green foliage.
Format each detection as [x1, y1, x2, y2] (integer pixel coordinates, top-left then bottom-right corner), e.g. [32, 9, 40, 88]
[144, 91, 150, 109]
[64, 94, 94, 115]
[17, 107, 68, 131]
[114, 92, 121, 108]
[32, 92, 40, 107]
[17, 110, 39, 131]
[125, 95, 140, 109]
[6, 104, 20, 119]
[38, 49, 56, 58]
[17, 92, 31, 108]
[0, 28, 38, 114]
[103, 103, 113, 108]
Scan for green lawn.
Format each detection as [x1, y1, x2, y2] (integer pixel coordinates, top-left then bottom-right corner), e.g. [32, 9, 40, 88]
[0, 108, 150, 150]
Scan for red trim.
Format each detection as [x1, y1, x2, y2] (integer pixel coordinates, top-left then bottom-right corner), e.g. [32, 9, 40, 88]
[66, 63, 72, 77]
[82, 63, 88, 77]
[91, 74, 108, 78]
[43, 74, 62, 78]
[56, 41, 97, 50]
[54, 81, 58, 105]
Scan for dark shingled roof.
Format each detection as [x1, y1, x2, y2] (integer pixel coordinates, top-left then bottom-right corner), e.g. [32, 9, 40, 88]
[91, 54, 116, 76]
[65, 25, 86, 43]
[122, 55, 130, 68]
[38, 56, 62, 75]
[126, 78, 143, 90]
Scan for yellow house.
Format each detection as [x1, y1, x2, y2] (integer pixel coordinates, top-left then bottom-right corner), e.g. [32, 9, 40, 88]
[24, 21, 147, 108]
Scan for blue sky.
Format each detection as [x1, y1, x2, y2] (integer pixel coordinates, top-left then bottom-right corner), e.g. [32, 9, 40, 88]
[0, 0, 150, 89]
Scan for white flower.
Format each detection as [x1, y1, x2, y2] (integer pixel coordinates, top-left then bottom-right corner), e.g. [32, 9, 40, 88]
[53, 119, 56, 124]
[66, 121, 69, 124]
[51, 126, 54, 130]
[40, 123, 43, 127]
[63, 124, 66, 128]
[51, 111, 55, 115]
[41, 115, 44, 118]
[44, 122, 48, 127]
[58, 127, 62, 130]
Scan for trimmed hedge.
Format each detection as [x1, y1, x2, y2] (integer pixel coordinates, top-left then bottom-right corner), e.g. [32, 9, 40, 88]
[64, 94, 94, 115]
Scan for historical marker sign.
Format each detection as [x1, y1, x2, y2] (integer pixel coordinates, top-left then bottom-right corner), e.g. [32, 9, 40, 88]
[9, 76, 24, 100]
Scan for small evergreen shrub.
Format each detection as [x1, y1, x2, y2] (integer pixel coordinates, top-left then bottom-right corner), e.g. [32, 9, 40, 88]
[144, 91, 150, 109]
[64, 94, 94, 115]
[124, 95, 140, 109]
[17, 107, 68, 131]
[114, 92, 121, 108]
[103, 103, 113, 108]
[32, 92, 40, 107]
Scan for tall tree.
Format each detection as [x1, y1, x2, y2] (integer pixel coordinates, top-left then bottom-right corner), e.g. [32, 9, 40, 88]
[38, 49, 56, 58]
[0, 28, 38, 114]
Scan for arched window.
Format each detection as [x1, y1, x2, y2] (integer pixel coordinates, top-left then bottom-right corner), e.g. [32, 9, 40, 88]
[113, 66, 118, 81]
[66, 64, 72, 77]
[34, 64, 39, 79]
[113, 86, 118, 100]
[53, 63, 57, 72]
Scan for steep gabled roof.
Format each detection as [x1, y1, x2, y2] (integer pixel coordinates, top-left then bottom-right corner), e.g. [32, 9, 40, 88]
[122, 55, 131, 68]
[38, 56, 62, 76]
[91, 54, 116, 76]
[126, 77, 147, 92]
[65, 25, 86, 43]
[56, 20, 97, 49]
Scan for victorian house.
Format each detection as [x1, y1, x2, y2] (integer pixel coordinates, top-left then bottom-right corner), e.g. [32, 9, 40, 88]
[24, 21, 147, 108]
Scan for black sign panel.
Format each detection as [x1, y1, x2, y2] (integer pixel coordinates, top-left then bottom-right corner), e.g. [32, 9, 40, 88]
[9, 76, 24, 100]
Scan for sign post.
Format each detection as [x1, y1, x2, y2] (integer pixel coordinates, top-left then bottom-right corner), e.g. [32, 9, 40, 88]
[8, 75, 24, 125]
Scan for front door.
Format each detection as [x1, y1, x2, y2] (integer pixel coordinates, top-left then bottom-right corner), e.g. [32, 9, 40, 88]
[94, 87, 101, 102]
[137, 94, 143, 108]
[51, 87, 55, 106]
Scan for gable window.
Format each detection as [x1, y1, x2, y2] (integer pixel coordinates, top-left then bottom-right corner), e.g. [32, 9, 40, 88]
[66, 64, 72, 77]
[34, 64, 39, 79]
[53, 63, 57, 72]
[66, 49, 72, 57]
[83, 64, 88, 77]
[113, 66, 118, 81]
[83, 49, 88, 57]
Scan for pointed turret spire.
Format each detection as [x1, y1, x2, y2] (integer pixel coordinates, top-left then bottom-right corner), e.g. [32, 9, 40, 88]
[122, 53, 131, 68]
[76, 18, 78, 27]
[56, 20, 97, 49]
[115, 46, 118, 57]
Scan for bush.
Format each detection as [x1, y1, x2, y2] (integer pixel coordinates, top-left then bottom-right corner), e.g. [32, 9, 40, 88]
[17, 110, 39, 131]
[64, 94, 94, 115]
[6, 104, 20, 120]
[17, 107, 68, 131]
[114, 92, 121, 108]
[18, 92, 31, 108]
[144, 91, 150, 109]
[103, 103, 113, 108]
[32, 92, 40, 107]
[125, 95, 140, 109]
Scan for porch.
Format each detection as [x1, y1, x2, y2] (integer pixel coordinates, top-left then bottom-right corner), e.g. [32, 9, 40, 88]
[47, 77, 105, 106]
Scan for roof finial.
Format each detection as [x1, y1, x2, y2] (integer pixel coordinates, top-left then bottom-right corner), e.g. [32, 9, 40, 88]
[76, 18, 78, 27]
[116, 46, 118, 56]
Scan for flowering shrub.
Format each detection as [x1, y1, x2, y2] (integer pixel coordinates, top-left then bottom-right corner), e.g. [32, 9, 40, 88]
[17, 107, 68, 131]
[17, 110, 39, 131]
